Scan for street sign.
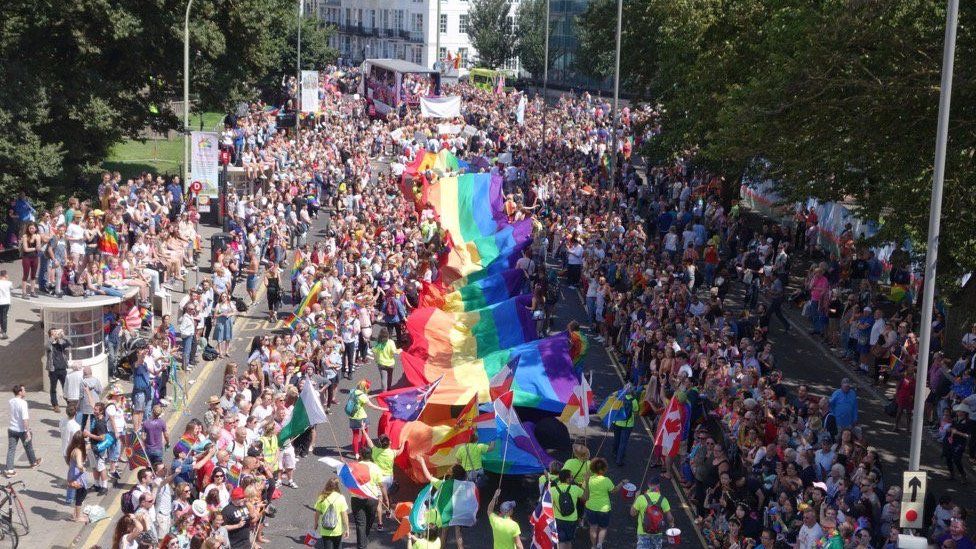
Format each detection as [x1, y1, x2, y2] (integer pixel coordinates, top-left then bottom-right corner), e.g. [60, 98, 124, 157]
[900, 471, 926, 529]
[190, 181, 202, 194]
[897, 534, 928, 548]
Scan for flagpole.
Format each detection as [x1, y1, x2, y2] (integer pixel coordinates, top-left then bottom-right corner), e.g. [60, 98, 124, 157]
[498, 434, 511, 488]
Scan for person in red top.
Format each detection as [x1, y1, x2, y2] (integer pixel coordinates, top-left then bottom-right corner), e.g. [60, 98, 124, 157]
[893, 365, 916, 432]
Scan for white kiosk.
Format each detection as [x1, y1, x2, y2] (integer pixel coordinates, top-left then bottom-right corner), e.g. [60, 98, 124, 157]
[37, 291, 137, 391]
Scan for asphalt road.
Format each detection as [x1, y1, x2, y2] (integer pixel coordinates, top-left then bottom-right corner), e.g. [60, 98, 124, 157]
[260, 283, 704, 548]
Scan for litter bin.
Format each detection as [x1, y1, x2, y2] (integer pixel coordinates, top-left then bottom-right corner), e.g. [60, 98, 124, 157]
[210, 233, 233, 270]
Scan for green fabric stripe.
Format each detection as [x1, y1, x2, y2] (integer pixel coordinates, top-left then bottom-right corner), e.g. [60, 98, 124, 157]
[472, 306, 500, 356]
[278, 400, 310, 444]
[457, 176, 480, 242]
[457, 284, 487, 310]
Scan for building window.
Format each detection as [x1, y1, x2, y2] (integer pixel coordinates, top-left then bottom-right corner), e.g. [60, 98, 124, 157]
[459, 14, 469, 34]
[458, 47, 468, 66]
[439, 47, 447, 61]
[344, 8, 350, 25]
[507, 16, 515, 33]
[394, 10, 404, 31]
[439, 14, 447, 33]
[413, 13, 423, 32]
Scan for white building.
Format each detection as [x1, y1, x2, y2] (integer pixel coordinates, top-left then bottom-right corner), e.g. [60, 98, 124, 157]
[306, 0, 519, 72]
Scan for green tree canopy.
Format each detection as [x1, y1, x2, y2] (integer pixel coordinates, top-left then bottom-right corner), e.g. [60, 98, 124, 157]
[578, 0, 976, 287]
[468, 0, 517, 69]
[0, 0, 334, 203]
[515, 0, 549, 79]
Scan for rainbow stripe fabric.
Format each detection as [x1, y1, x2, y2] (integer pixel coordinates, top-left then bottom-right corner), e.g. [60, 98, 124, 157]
[405, 294, 537, 367]
[99, 225, 120, 256]
[400, 334, 578, 413]
[420, 269, 526, 313]
[424, 173, 506, 244]
[438, 220, 533, 285]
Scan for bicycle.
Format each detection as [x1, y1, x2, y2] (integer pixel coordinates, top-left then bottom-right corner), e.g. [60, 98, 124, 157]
[0, 482, 28, 537]
[0, 517, 17, 548]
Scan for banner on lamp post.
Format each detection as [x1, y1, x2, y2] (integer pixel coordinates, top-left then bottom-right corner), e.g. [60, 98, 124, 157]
[190, 131, 220, 198]
[301, 70, 320, 113]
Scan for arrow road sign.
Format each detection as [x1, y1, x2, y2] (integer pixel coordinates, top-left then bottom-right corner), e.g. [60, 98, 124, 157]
[900, 471, 927, 529]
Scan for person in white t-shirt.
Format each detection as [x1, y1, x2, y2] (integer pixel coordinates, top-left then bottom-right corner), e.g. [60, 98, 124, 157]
[4, 385, 40, 476]
[0, 270, 10, 339]
[795, 508, 824, 549]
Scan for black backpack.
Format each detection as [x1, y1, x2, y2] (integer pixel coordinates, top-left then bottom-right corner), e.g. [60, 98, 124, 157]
[554, 484, 575, 517]
[120, 487, 138, 514]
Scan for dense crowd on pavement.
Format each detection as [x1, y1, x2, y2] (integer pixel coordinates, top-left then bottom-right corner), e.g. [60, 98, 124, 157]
[1, 61, 973, 549]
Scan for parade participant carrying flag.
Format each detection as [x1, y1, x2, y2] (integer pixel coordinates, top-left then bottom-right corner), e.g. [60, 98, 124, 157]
[385, 376, 443, 422]
[529, 478, 558, 549]
[558, 373, 593, 429]
[278, 379, 328, 444]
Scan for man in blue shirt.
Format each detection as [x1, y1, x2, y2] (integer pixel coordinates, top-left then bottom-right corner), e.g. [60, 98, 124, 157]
[829, 377, 859, 429]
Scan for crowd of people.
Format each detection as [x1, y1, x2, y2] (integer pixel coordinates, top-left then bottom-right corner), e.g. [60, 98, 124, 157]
[0, 58, 972, 549]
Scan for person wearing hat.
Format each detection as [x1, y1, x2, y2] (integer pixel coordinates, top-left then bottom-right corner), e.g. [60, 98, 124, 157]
[222, 486, 253, 549]
[487, 489, 522, 549]
[204, 395, 224, 432]
[945, 403, 971, 482]
[630, 476, 673, 549]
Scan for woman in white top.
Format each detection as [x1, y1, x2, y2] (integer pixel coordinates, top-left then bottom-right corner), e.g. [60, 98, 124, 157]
[111, 513, 146, 549]
[202, 467, 232, 510]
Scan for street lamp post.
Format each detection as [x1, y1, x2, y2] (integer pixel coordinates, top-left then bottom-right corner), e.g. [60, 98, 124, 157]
[909, 0, 959, 472]
[608, 0, 622, 208]
[540, 0, 550, 149]
[296, 0, 303, 143]
[183, 0, 196, 185]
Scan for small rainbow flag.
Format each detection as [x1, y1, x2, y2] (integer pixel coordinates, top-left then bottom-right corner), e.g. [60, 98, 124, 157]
[568, 331, 589, 366]
[284, 280, 322, 329]
[291, 255, 306, 281]
[125, 432, 151, 470]
[172, 432, 198, 457]
[226, 463, 242, 487]
[99, 225, 120, 256]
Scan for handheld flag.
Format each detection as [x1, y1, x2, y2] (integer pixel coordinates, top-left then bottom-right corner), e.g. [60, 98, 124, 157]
[488, 357, 519, 401]
[278, 379, 329, 444]
[558, 373, 593, 429]
[408, 479, 479, 531]
[386, 376, 443, 422]
[338, 462, 381, 500]
[653, 394, 688, 459]
[595, 388, 631, 429]
[529, 478, 558, 549]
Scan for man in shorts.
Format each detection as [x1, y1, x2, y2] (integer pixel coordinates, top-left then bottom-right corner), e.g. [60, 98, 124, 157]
[630, 477, 674, 549]
[105, 386, 127, 481]
[549, 469, 584, 549]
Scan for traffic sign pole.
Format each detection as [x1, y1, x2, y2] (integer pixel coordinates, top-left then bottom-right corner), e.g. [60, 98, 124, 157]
[900, 471, 927, 530]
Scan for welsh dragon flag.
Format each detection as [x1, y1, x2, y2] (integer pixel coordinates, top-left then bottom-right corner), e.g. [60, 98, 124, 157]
[278, 380, 328, 444]
[409, 478, 479, 531]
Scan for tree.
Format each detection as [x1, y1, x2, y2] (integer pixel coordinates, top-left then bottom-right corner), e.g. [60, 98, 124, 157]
[0, 0, 333, 205]
[514, 0, 548, 79]
[468, 0, 516, 69]
[576, 0, 976, 289]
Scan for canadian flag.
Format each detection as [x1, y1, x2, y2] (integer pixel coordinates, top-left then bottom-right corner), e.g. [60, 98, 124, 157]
[653, 395, 687, 458]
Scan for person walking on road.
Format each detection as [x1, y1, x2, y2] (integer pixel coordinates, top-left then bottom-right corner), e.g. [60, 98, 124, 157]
[349, 455, 384, 549]
[372, 328, 401, 392]
[487, 489, 522, 549]
[0, 270, 11, 339]
[611, 388, 639, 466]
[46, 327, 71, 412]
[4, 384, 41, 476]
[550, 469, 584, 549]
[584, 458, 627, 549]
[829, 377, 858, 430]
[630, 477, 674, 549]
[312, 477, 349, 549]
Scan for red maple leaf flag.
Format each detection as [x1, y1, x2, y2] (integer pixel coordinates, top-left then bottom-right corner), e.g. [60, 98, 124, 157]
[653, 395, 687, 459]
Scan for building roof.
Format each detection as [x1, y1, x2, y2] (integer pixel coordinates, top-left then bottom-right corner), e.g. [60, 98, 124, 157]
[365, 58, 439, 75]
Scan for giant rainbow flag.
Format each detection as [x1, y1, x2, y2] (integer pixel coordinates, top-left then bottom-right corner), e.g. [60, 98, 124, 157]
[378, 148, 586, 480]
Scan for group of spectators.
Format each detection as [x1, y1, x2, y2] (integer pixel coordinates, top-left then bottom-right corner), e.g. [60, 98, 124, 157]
[2, 57, 973, 549]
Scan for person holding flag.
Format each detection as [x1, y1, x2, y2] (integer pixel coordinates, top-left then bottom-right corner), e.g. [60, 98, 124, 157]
[629, 476, 674, 549]
[454, 432, 495, 486]
[362, 434, 402, 530]
[610, 384, 640, 466]
[549, 469, 584, 549]
[488, 488, 523, 549]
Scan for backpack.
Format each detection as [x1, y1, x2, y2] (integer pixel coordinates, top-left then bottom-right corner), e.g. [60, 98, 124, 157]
[619, 395, 634, 422]
[640, 493, 665, 534]
[120, 487, 139, 514]
[202, 344, 219, 362]
[234, 297, 247, 312]
[554, 485, 575, 517]
[320, 498, 339, 530]
[344, 390, 361, 417]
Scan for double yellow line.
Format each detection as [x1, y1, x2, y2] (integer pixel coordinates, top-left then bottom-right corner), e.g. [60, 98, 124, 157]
[75, 281, 269, 547]
[576, 288, 709, 547]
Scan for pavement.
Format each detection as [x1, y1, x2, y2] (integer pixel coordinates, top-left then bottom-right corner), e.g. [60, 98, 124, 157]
[0, 218, 253, 548]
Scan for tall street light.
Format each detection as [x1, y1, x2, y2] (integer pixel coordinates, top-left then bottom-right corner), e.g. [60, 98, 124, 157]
[183, 0, 196, 186]
[540, 0, 550, 148]
[909, 0, 959, 472]
[296, 0, 303, 143]
[608, 0, 622, 208]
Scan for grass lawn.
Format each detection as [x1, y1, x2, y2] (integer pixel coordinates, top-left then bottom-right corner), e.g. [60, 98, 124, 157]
[102, 111, 227, 178]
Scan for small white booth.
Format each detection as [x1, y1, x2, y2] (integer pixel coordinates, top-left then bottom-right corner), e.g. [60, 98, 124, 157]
[37, 291, 136, 391]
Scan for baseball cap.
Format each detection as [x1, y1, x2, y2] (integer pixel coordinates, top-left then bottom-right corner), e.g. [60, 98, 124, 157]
[231, 487, 246, 500]
[499, 501, 516, 514]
